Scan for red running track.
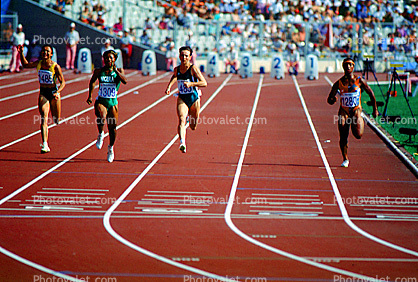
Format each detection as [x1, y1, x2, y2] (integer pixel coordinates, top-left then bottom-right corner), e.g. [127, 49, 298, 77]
[0, 69, 417, 282]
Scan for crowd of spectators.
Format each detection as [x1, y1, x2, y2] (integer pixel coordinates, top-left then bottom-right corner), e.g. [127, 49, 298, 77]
[39, 0, 417, 67]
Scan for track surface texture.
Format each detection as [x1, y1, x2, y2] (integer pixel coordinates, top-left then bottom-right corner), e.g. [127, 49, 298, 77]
[0, 70, 417, 282]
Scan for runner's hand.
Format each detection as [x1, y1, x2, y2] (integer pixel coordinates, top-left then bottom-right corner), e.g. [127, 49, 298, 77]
[327, 95, 336, 105]
[86, 97, 93, 105]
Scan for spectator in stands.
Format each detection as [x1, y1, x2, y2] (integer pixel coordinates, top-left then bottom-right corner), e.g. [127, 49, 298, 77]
[29, 39, 42, 62]
[185, 31, 197, 64]
[53, 0, 66, 14]
[113, 17, 124, 35]
[9, 24, 25, 73]
[96, 11, 106, 30]
[64, 22, 80, 70]
[224, 42, 239, 74]
[101, 38, 114, 55]
[2, 22, 13, 49]
[120, 30, 133, 68]
[80, 6, 92, 24]
[139, 30, 152, 47]
[177, 9, 194, 30]
[286, 43, 300, 76]
[159, 36, 172, 53]
[144, 17, 156, 30]
[165, 42, 177, 71]
[406, 54, 418, 96]
[101, 38, 114, 66]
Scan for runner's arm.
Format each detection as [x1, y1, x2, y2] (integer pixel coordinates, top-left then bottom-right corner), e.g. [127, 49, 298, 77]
[165, 67, 178, 95]
[115, 67, 127, 84]
[17, 45, 38, 68]
[55, 64, 66, 97]
[185, 65, 207, 88]
[327, 81, 339, 105]
[360, 77, 379, 118]
[87, 69, 100, 105]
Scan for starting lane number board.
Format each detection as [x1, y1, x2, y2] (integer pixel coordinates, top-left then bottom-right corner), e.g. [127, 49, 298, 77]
[142, 50, 157, 76]
[239, 52, 253, 78]
[271, 53, 285, 80]
[207, 52, 220, 78]
[77, 47, 92, 74]
[305, 54, 319, 80]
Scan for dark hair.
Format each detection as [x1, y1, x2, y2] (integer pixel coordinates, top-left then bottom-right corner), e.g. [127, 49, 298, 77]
[103, 49, 118, 60]
[42, 44, 54, 54]
[179, 46, 193, 56]
[343, 57, 355, 64]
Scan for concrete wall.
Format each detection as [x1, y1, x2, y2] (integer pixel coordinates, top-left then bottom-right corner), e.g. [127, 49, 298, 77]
[10, 0, 166, 70]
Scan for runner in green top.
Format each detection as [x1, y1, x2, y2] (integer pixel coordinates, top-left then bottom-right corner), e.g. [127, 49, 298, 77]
[87, 50, 127, 163]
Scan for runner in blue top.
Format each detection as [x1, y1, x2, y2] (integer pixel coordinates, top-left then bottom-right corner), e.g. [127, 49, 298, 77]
[87, 50, 127, 162]
[165, 46, 207, 153]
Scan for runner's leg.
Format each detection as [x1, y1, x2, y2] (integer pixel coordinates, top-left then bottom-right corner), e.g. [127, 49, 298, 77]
[338, 109, 350, 161]
[38, 95, 50, 144]
[177, 98, 189, 143]
[95, 101, 107, 135]
[351, 108, 364, 140]
[189, 99, 200, 131]
[107, 105, 118, 147]
[50, 95, 61, 124]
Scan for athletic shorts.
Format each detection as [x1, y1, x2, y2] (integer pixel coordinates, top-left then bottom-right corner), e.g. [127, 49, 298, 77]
[40, 87, 58, 102]
[339, 106, 361, 117]
[179, 92, 199, 109]
[96, 96, 118, 111]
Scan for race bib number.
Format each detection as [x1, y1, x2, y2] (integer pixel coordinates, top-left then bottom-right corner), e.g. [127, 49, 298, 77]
[38, 70, 54, 85]
[178, 80, 193, 94]
[340, 92, 360, 108]
[98, 83, 117, 98]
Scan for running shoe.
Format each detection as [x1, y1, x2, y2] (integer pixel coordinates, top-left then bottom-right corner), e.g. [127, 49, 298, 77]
[341, 160, 349, 168]
[96, 132, 104, 149]
[40, 142, 50, 154]
[179, 143, 186, 153]
[107, 145, 114, 163]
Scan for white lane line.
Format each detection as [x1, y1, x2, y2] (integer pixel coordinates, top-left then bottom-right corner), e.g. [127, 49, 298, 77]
[103, 75, 236, 281]
[319, 76, 418, 256]
[0, 78, 37, 89]
[148, 191, 215, 194]
[0, 71, 139, 121]
[224, 75, 379, 280]
[0, 73, 169, 151]
[0, 75, 90, 102]
[36, 192, 106, 196]
[42, 188, 109, 192]
[252, 193, 319, 197]
[0, 70, 36, 80]
[0, 83, 173, 280]
[144, 194, 212, 198]
[0, 246, 83, 282]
